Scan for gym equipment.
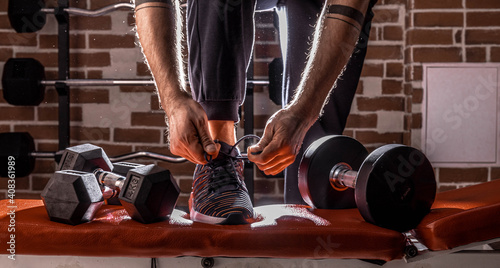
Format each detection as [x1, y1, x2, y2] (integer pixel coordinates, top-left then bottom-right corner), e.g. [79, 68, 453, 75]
[0, 132, 187, 178]
[2, 58, 270, 106]
[41, 143, 180, 225]
[8, 0, 192, 33]
[298, 135, 436, 231]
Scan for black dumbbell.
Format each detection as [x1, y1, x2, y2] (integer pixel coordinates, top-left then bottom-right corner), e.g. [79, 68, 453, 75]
[298, 135, 437, 232]
[41, 144, 180, 225]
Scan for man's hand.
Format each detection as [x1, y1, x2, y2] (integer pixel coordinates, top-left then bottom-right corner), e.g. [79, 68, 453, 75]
[247, 107, 315, 175]
[165, 94, 219, 165]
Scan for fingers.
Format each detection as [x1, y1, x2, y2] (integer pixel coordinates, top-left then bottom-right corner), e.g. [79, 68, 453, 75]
[248, 139, 297, 176]
[196, 120, 219, 159]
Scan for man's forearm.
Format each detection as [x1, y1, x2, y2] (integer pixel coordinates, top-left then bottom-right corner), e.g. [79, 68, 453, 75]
[135, 0, 187, 115]
[288, 0, 370, 123]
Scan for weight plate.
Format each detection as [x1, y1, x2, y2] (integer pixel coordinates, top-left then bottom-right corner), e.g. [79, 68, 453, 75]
[356, 145, 436, 231]
[299, 135, 368, 209]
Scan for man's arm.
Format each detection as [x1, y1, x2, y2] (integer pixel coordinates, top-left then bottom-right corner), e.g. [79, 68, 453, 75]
[248, 0, 371, 175]
[135, 0, 218, 164]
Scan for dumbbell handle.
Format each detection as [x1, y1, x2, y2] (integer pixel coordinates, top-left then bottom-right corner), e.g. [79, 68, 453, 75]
[93, 169, 126, 200]
[329, 163, 358, 190]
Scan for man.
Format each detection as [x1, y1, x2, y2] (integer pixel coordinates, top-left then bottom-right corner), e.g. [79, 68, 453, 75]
[134, 0, 376, 224]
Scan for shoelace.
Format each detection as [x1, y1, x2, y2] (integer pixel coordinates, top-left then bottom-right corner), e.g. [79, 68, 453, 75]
[204, 135, 261, 193]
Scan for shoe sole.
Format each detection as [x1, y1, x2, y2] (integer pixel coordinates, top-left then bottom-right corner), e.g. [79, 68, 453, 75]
[189, 193, 252, 225]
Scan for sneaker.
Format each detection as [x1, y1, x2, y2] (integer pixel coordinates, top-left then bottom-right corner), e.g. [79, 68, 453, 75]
[189, 138, 256, 225]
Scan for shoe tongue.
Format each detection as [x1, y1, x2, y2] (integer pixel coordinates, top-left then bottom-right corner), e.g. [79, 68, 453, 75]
[214, 141, 240, 160]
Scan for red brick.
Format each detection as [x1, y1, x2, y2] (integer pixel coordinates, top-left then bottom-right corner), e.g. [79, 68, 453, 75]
[412, 113, 422, 128]
[386, 62, 403, 77]
[254, 114, 270, 129]
[70, 88, 109, 103]
[131, 112, 166, 127]
[68, 0, 86, 8]
[137, 62, 151, 76]
[179, 179, 193, 193]
[128, 13, 135, 27]
[89, 143, 133, 157]
[345, 114, 378, 128]
[254, 44, 282, 59]
[151, 95, 161, 110]
[70, 52, 111, 67]
[366, 45, 402, 60]
[414, 0, 463, 9]
[39, 34, 86, 49]
[412, 88, 423, 104]
[466, 0, 500, 8]
[492, 47, 500, 62]
[90, 0, 130, 9]
[0, 177, 30, 190]
[119, 85, 155, 93]
[0, 33, 37, 46]
[13, 193, 42, 199]
[357, 97, 405, 111]
[0, 48, 13, 62]
[466, 47, 486, 62]
[0, 125, 10, 132]
[0, 107, 34, 121]
[13, 125, 59, 140]
[254, 61, 272, 77]
[414, 12, 463, 27]
[467, 12, 500, 27]
[361, 63, 384, 77]
[0, 14, 11, 29]
[413, 65, 423, 81]
[89, 34, 136, 49]
[438, 185, 458, 192]
[373, 8, 400, 23]
[413, 47, 462, 63]
[0, 0, 7, 12]
[381, 79, 403, 94]
[407, 29, 454, 45]
[38, 107, 82, 122]
[455, 30, 462, 43]
[383, 26, 403, 41]
[355, 131, 403, 144]
[15, 52, 58, 68]
[466, 30, 500, 45]
[439, 168, 488, 183]
[71, 127, 111, 141]
[32, 159, 57, 174]
[70, 16, 112, 31]
[87, 70, 103, 79]
[114, 128, 161, 143]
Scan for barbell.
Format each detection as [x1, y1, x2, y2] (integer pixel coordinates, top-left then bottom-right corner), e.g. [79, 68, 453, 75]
[8, 0, 187, 33]
[1, 58, 270, 106]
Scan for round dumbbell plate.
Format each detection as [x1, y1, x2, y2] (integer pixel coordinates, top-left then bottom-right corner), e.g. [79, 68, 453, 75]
[356, 145, 436, 231]
[299, 135, 368, 209]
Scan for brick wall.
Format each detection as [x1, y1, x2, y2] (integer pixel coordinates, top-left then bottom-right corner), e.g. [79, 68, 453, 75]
[0, 0, 498, 203]
[406, 0, 500, 191]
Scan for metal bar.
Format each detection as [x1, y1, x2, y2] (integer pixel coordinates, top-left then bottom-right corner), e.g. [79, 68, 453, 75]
[40, 2, 188, 17]
[40, 79, 269, 87]
[56, 0, 70, 151]
[244, 59, 256, 204]
[109, 152, 187, 163]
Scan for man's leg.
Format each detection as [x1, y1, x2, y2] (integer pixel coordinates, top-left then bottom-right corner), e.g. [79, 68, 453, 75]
[186, 0, 258, 224]
[187, 0, 256, 144]
[278, 0, 377, 204]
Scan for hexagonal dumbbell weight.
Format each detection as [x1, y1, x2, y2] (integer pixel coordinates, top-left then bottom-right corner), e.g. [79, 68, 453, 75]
[41, 144, 180, 225]
[298, 135, 437, 231]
